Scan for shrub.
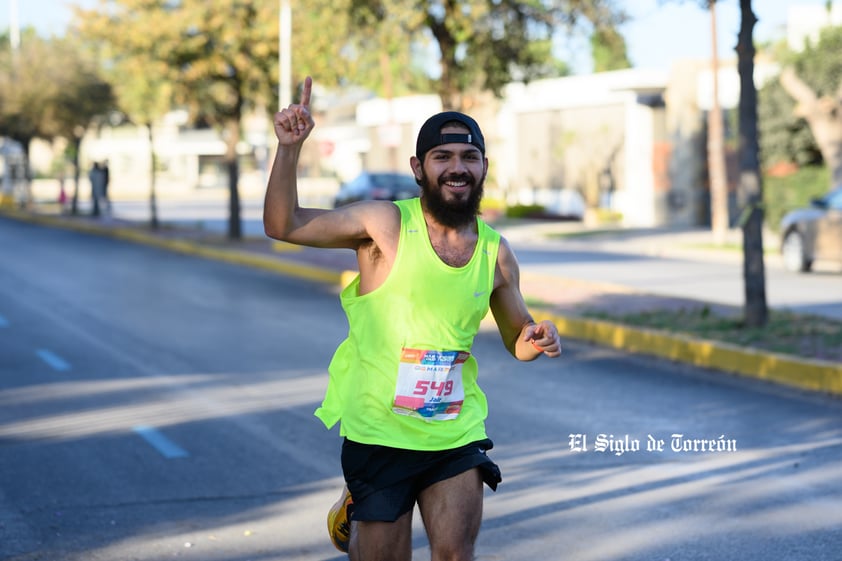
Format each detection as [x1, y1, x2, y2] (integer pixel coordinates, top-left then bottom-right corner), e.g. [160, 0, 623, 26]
[505, 204, 546, 218]
[763, 165, 831, 229]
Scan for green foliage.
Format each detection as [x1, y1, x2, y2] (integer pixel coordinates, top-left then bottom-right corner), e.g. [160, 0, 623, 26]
[72, 2, 174, 128]
[162, 1, 281, 125]
[505, 204, 546, 218]
[71, 0, 338, 238]
[73, 0, 353, 128]
[346, 0, 626, 109]
[763, 165, 831, 229]
[758, 78, 820, 168]
[341, 0, 432, 96]
[0, 28, 113, 149]
[591, 27, 631, 72]
[793, 26, 842, 97]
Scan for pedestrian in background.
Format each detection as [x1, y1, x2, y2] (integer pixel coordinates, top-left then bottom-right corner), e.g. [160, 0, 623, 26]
[101, 160, 111, 216]
[263, 76, 562, 561]
[89, 162, 105, 217]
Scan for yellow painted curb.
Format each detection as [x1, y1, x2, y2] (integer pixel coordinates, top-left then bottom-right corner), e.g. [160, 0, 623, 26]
[340, 270, 358, 290]
[272, 240, 303, 253]
[113, 229, 343, 285]
[0, 210, 343, 285]
[531, 309, 842, 397]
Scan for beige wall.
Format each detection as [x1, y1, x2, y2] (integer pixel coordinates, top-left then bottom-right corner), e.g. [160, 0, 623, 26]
[514, 103, 626, 205]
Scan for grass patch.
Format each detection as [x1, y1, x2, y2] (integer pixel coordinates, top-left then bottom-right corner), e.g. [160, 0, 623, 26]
[506, 204, 547, 218]
[683, 241, 776, 255]
[764, 165, 831, 229]
[525, 296, 553, 308]
[580, 307, 842, 362]
[546, 227, 628, 240]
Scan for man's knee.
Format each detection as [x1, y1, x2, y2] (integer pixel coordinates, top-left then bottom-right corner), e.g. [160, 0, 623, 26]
[430, 542, 474, 561]
[350, 516, 413, 561]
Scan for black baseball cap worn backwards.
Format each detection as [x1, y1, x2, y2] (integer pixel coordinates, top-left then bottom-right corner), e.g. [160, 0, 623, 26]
[415, 111, 485, 162]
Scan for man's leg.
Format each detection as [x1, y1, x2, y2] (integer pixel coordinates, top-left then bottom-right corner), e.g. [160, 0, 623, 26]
[417, 468, 483, 561]
[349, 509, 413, 561]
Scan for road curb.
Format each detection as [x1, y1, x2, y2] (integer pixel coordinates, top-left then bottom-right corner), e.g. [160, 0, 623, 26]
[1, 209, 343, 284]
[531, 309, 842, 397]
[5, 209, 840, 398]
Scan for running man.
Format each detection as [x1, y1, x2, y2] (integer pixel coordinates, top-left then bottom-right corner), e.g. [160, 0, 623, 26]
[264, 76, 562, 561]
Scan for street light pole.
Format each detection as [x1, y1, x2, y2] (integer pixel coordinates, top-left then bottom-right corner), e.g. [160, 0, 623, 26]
[279, 0, 292, 110]
[707, 0, 729, 245]
[9, 0, 20, 51]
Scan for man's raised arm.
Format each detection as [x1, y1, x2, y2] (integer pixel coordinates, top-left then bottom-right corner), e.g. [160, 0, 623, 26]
[263, 76, 319, 241]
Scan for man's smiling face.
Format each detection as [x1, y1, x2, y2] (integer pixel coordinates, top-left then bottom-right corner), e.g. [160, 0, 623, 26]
[418, 123, 488, 228]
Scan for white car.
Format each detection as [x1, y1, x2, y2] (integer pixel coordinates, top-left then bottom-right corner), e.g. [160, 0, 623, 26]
[780, 186, 842, 272]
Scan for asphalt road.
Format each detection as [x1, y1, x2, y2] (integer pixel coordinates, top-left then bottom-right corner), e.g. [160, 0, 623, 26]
[1, 217, 841, 561]
[508, 235, 842, 320]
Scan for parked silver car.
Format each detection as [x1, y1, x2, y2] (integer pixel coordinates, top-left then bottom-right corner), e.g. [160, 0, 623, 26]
[780, 186, 842, 272]
[333, 172, 420, 208]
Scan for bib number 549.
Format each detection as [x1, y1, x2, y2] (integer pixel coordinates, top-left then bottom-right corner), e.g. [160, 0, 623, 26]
[414, 380, 454, 396]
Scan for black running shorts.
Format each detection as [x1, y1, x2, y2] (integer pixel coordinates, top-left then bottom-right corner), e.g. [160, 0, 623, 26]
[340, 437, 502, 523]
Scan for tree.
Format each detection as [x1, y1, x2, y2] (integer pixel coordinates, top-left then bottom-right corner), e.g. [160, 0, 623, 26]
[72, 3, 177, 228]
[348, 0, 627, 110]
[46, 37, 115, 215]
[736, 0, 767, 327]
[779, 26, 842, 187]
[758, 73, 821, 169]
[343, 0, 433, 98]
[0, 29, 54, 206]
[591, 26, 631, 72]
[108, 59, 172, 230]
[74, 0, 353, 240]
[0, 30, 113, 212]
[659, 0, 767, 326]
[161, 1, 282, 240]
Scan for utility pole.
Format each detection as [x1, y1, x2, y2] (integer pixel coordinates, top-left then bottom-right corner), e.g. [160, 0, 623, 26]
[9, 0, 20, 51]
[708, 0, 730, 245]
[279, 0, 292, 110]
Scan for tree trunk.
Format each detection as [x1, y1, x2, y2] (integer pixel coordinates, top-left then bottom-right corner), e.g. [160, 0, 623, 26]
[146, 123, 159, 230]
[225, 118, 242, 240]
[737, 0, 768, 328]
[21, 140, 33, 210]
[70, 136, 82, 216]
[426, 8, 464, 111]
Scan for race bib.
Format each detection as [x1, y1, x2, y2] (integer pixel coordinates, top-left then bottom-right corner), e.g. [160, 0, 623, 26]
[392, 348, 468, 421]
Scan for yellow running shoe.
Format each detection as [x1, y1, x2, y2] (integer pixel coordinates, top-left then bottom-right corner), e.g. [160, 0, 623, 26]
[327, 486, 353, 552]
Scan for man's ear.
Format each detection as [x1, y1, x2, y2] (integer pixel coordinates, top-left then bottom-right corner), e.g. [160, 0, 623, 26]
[410, 155, 423, 180]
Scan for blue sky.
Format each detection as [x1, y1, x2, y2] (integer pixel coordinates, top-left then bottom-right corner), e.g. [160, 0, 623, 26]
[1, 0, 834, 73]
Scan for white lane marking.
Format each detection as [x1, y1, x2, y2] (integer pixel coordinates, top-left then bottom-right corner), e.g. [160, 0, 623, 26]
[132, 425, 189, 459]
[36, 349, 71, 372]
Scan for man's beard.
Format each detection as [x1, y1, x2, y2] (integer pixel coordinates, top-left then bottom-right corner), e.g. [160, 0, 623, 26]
[419, 171, 484, 229]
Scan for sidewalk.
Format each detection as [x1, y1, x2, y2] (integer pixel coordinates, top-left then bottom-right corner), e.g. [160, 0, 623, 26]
[3, 204, 840, 398]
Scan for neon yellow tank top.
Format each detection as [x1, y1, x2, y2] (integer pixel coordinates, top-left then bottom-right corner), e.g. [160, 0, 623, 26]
[314, 197, 501, 450]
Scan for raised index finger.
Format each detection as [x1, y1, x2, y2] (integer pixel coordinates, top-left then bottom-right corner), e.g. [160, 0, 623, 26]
[300, 76, 312, 108]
